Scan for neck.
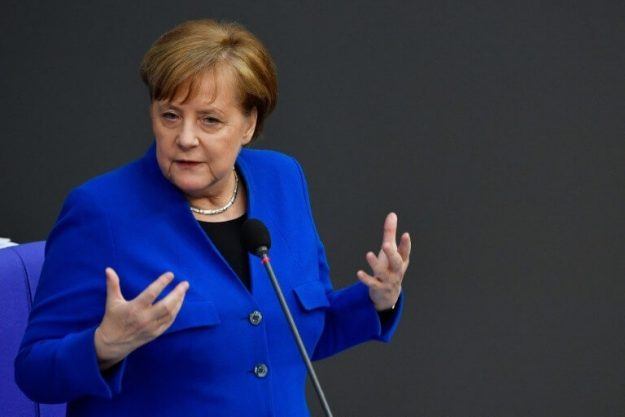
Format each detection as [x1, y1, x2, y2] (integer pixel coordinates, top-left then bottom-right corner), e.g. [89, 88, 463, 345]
[188, 170, 247, 222]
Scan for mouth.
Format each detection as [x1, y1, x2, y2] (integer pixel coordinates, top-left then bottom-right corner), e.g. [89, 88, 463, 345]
[175, 160, 202, 168]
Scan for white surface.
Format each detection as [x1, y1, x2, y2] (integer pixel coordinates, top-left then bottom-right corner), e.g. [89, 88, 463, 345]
[0, 237, 18, 248]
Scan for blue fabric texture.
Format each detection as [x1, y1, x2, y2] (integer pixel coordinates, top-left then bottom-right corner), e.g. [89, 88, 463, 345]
[15, 145, 403, 417]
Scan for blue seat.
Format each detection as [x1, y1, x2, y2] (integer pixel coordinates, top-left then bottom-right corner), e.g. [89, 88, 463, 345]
[0, 242, 66, 417]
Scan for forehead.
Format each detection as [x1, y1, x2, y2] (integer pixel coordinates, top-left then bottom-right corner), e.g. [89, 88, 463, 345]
[168, 66, 241, 108]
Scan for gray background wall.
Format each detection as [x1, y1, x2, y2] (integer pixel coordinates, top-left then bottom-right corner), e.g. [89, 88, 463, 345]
[2, 1, 625, 416]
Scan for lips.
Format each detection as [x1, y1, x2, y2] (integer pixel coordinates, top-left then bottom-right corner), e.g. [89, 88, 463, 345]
[175, 159, 201, 167]
[175, 160, 202, 168]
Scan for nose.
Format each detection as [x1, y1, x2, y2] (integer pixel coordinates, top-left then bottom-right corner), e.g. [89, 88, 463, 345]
[176, 120, 199, 149]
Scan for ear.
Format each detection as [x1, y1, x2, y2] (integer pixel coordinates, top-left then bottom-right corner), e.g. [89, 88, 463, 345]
[241, 107, 258, 145]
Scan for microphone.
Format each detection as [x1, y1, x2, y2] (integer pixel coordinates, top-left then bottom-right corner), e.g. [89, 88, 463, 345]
[241, 219, 334, 417]
[240, 218, 271, 257]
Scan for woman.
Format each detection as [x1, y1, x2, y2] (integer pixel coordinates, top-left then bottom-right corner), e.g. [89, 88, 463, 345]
[16, 19, 411, 416]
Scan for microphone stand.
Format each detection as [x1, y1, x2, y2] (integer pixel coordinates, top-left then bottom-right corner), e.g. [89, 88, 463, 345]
[256, 248, 334, 417]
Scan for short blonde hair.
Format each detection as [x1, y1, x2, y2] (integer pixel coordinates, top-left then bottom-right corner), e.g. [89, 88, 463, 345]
[140, 19, 277, 140]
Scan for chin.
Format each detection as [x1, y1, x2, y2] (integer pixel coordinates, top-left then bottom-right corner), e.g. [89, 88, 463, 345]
[170, 177, 207, 196]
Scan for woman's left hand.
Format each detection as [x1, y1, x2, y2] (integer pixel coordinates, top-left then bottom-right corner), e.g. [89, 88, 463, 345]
[357, 212, 411, 311]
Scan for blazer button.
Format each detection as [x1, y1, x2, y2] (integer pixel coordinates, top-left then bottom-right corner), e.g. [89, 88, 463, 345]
[254, 363, 269, 378]
[249, 310, 263, 325]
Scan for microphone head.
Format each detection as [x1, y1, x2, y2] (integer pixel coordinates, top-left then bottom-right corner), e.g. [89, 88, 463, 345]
[241, 218, 271, 257]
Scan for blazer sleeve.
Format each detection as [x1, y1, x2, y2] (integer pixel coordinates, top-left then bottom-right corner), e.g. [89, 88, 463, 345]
[311, 242, 405, 361]
[15, 186, 126, 403]
[286, 157, 404, 361]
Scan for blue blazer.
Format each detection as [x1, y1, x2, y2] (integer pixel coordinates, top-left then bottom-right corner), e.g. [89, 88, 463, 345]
[16, 145, 403, 417]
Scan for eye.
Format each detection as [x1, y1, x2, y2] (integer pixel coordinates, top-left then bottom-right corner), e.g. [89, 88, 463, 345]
[161, 111, 179, 121]
[201, 116, 221, 125]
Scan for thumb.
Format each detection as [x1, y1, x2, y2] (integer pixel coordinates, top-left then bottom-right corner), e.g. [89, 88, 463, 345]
[105, 267, 125, 305]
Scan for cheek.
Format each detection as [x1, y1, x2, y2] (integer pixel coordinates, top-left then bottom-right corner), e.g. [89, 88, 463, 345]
[154, 127, 175, 154]
[155, 148, 172, 178]
[206, 134, 239, 155]
[154, 137, 168, 162]
[151, 113, 174, 141]
[153, 132, 176, 174]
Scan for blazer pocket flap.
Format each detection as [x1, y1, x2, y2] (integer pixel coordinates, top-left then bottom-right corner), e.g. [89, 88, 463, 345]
[166, 300, 221, 334]
[293, 281, 330, 311]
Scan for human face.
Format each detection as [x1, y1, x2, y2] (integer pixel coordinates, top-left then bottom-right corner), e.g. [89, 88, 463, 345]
[150, 69, 257, 201]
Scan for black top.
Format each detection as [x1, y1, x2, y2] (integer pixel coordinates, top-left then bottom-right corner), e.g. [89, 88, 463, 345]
[199, 215, 251, 290]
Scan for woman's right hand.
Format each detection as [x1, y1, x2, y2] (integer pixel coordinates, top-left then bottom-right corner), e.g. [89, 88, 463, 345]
[94, 267, 190, 370]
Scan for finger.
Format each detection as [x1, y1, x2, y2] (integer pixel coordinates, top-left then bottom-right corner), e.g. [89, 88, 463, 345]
[381, 212, 398, 248]
[134, 271, 175, 306]
[365, 251, 381, 274]
[105, 267, 125, 304]
[357, 270, 382, 289]
[381, 243, 404, 272]
[398, 232, 411, 264]
[153, 281, 189, 322]
[153, 284, 186, 334]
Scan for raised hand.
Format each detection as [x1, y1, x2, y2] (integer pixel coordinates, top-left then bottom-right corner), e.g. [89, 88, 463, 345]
[94, 268, 189, 370]
[357, 212, 411, 311]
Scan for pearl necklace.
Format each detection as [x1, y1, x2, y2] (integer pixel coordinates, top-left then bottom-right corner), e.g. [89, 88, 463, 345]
[189, 171, 239, 216]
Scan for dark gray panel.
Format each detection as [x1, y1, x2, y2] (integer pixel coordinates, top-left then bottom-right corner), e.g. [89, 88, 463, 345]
[2, 1, 625, 416]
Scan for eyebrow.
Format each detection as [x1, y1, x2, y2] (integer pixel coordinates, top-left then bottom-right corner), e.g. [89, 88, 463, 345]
[157, 102, 227, 118]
